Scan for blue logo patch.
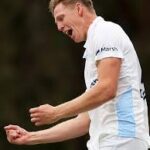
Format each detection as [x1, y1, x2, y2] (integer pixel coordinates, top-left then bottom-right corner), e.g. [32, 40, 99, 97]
[96, 47, 118, 56]
[96, 50, 100, 56]
[90, 79, 98, 88]
[101, 47, 118, 52]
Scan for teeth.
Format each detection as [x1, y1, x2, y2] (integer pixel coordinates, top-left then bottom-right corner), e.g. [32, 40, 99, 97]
[64, 29, 72, 37]
[65, 31, 69, 35]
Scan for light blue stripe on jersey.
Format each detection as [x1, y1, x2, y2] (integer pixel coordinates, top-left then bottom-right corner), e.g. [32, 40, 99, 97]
[116, 87, 136, 137]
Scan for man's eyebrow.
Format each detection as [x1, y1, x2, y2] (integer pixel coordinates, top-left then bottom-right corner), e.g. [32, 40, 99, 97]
[55, 14, 64, 22]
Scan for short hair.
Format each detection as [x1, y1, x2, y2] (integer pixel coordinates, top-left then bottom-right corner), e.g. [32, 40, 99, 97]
[49, 0, 95, 15]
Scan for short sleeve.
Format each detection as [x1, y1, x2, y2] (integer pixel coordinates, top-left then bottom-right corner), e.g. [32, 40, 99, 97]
[94, 22, 124, 61]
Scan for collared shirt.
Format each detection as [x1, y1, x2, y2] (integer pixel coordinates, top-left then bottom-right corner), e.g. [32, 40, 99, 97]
[83, 16, 150, 150]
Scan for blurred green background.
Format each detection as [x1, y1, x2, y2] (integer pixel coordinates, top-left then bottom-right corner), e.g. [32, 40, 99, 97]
[0, 0, 150, 149]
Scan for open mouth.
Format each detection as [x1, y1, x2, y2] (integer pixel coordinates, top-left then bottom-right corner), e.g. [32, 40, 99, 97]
[65, 29, 73, 37]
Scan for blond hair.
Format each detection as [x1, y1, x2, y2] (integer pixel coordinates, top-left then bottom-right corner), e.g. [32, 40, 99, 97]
[49, 0, 94, 15]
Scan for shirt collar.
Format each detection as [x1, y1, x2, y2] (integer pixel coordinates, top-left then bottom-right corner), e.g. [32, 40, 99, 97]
[83, 16, 104, 49]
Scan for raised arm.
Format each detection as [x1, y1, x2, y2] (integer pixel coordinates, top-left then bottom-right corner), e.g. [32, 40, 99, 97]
[55, 58, 121, 118]
[30, 57, 121, 126]
[4, 112, 90, 145]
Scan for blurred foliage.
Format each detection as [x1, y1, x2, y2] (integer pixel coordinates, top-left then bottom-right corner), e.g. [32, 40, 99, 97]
[0, 0, 150, 150]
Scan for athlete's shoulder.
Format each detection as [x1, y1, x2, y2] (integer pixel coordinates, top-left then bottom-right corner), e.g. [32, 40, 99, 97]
[96, 20, 124, 36]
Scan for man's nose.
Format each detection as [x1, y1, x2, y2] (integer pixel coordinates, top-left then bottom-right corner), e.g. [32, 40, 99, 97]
[57, 23, 64, 32]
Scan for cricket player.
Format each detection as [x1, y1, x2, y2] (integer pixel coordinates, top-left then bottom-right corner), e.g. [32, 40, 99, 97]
[4, 0, 150, 149]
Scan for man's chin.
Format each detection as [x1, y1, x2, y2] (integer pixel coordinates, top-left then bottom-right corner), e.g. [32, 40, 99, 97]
[73, 38, 84, 43]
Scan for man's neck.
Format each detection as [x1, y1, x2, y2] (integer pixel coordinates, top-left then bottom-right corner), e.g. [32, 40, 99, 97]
[83, 12, 97, 40]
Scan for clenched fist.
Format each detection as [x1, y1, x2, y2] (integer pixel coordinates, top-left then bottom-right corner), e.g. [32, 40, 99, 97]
[29, 104, 59, 126]
[4, 125, 30, 145]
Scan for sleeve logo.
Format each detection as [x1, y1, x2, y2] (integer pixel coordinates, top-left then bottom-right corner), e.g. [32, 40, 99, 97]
[90, 79, 98, 88]
[96, 47, 118, 56]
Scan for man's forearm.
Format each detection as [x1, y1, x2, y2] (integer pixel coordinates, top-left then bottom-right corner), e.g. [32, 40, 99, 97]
[27, 113, 90, 145]
[55, 81, 115, 121]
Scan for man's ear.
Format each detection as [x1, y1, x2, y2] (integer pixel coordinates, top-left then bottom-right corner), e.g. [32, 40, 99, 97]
[75, 2, 83, 16]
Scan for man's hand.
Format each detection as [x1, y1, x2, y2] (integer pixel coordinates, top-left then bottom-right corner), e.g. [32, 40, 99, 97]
[4, 125, 29, 145]
[29, 104, 59, 126]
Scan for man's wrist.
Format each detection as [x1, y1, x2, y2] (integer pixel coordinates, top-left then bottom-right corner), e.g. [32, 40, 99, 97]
[53, 106, 64, 122]
[26, 132, 41, 145]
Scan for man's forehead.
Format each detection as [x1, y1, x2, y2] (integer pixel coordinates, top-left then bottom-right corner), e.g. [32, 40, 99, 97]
[54, 3, 66, 16]
[54, 2, 75, 17]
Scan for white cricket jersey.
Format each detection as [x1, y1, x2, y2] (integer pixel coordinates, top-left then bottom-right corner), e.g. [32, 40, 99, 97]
[83, 17, 150, 150]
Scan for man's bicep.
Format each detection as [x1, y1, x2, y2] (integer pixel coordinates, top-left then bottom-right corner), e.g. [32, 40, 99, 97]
[96, 57, 122, 86]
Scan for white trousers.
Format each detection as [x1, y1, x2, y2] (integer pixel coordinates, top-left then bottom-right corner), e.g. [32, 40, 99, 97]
[99, 136, 148, 150]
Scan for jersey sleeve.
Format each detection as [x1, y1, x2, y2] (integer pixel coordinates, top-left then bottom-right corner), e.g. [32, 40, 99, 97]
[94, 22, 124, 61]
